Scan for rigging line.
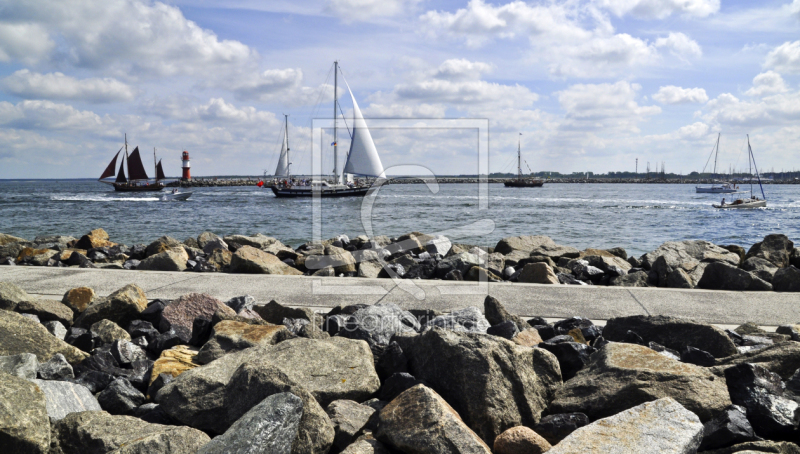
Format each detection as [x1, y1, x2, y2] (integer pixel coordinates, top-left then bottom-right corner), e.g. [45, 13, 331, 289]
[700, 134, 717, 174]
[337, 102, 351, 139]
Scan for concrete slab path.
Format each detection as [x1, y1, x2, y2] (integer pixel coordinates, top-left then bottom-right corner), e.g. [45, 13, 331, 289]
[1, 267, 798, 327]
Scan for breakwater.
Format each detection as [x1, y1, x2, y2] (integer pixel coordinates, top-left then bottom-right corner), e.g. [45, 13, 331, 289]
[3, 230, 800, 452]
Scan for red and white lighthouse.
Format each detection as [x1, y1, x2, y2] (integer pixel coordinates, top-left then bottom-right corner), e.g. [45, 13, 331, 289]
[181, 151, 191, 180]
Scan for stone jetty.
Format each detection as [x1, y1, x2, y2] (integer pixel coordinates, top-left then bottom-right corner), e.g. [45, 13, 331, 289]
[1, 230, 799, 293]
[4, 275, 800, 452]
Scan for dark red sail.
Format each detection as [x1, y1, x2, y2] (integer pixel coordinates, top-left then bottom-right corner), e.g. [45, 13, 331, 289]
[99, 149, 121, 180]
[115, 155, 127, 183]
[127, 147, 149, 180]
[156, 159, 166, 180]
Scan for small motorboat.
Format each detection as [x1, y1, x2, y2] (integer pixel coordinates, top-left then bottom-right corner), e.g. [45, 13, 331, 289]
[160, 189, 192, 201]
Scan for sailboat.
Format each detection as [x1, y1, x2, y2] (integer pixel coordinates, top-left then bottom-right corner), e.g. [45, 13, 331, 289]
[271, 61, 385, 198]
[696, 133, 739, 194]
[98, 135, 166, 192]
[504, 134, 543, 187]
[713, 135, 766, 209]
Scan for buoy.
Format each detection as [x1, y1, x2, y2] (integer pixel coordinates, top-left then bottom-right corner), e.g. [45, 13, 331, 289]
[181, 151, 191, 181]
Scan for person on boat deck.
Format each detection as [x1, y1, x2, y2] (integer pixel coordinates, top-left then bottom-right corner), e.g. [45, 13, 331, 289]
[721, 198, 725, 206]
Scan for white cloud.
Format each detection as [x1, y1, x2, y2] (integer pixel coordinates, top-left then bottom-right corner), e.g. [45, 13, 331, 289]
[653, 85, 708, 104]
[765, 41, 800, 75]
[2, 70, 136, 103]
[0, 100, 104, 131]
[325, 0, 421, 22]
[596, 0, 720, 19]
[654, 32, 702, 60]
[433, 59, 493, 80]
[0, 0, 255, 80]
[361, 103, 447, 118]
[557, 81, 661, 132]
[230, 68, 303, 100]
[745, 71, 789, 97]
[703, 90, 800, 128]
[0, 23, 54, 64]
[420, 0, 702, 77]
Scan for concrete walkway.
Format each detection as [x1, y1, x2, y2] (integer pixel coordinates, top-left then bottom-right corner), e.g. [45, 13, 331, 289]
[2, 267, 798, 327]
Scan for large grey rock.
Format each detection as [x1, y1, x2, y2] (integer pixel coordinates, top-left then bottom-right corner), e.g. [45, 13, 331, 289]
[341, 436, 392, 454]
[698, 261, 773, 291]
[224, 360, 335, 454]
[699, 404, 759, 451]
[137, 248, 189, 271]
[198, 392, 303, 454]
[642, 240, 740, 271]
[252, 300, 320, 325]
[425, 307, 490, 334]
[0, 281, 31, 310]
[725, 363, 800, 440]
[702, 440, 800, 454]
[547, 398, 703, 454]
[223, 233, 280, 249]
[0, 373, 49, 453]
[713, 342, 800, 380]
[52, 410, 211, 454]
[426, 235, 452, 256]
[742, 256, 780, 282]
[495, 235, 579, 259]
[0, 309, 88, 364]
[746, 234, 795, 268]
[339, 302, 420, 347]
[610, 270, 650, 287]
[517, 262, 560, 284]
[30, 379, 101, 421]
[773, 266, 800, 292]
[326, 399, 376, 450]
[435, 252, 483, 279]
[37, 353, 74, 380]
[375, 384, 492, 454]
[602, 314, 738, 358]
[549, 342, 731, 423]
[14, 299, 73, 327]
[144, 235, 182, 257]
[402, 328, 562, 445]
[74, 284, 148, 329]
[0, 352, 38, 379]
[159, 337, 379, 433]
[90, 319, 131, 345]
[196, 321, 289, 364]
[197, 231, 226, 250]
[44, 320, 67, 340]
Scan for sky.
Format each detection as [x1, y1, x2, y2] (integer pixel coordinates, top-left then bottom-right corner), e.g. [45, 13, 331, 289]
[0, 0, 799, 178]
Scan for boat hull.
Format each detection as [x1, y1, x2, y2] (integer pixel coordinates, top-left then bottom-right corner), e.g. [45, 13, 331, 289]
[271, 185, 371, 198]
[713, 200, 767, 209]
[696, 186, 738, 194]
[504, 180, 544, 187]
[113, 182, 165, 192]
[160, 192, 192, 201]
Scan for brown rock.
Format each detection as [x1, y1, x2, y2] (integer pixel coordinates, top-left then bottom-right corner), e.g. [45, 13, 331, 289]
[15, 299, 73, 327]
[150, 345, 201, 385]
[160, 293, 235, 342]
[207, 248, 232, 270]
[0, 309, 88, 363]
[61, 287, 95, 314]
[58, 249, 87, 261]
[375, 384, 492, 454]
[493, 426, 551, 454]
[0, 281, 31, 311]
[229, 245, 303, 275]
[0, 372, 50, 454]
[518, 262, 560, 284]
[74, 284, 148, 329]
[17, 247, 57, 265]
[196, 321, 289, 364]
[144, 235, 183, 258]
[0, 232, 26, 245]
[513, 329, 543, 347]
[74, 228, 115, 250]
[137, 247, 189, 272]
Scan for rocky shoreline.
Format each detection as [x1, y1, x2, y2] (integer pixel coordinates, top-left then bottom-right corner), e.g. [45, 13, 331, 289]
[176, 177, 800, 187]
[1, 230, 799, 293]
[3, 278, 800, 452]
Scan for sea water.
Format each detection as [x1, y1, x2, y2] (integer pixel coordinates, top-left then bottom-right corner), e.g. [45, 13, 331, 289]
[1, 180, 798, 257]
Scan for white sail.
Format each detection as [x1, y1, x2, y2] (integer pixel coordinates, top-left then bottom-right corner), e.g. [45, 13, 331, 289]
[343, 81, 385, 178]
[274, 130, 289, 177]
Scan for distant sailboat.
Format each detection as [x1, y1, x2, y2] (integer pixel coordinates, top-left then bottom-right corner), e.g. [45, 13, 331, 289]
[713, 135, 766, 209]
[504, 133, 543, 188]
[696, 133, 738, 194]
[271, 61, 385, 198]
[98, 135, 166, 192]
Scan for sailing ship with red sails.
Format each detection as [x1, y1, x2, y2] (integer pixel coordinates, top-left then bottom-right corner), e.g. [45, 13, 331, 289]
[98, 135, 167, 192]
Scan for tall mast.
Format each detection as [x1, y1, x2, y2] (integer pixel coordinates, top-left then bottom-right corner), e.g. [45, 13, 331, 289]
[125, 134, 129, 159]
[284, 114, 290, 177]
[517, 133, 522, 180]
[713, 133, 720, 178]
[154, 147, 157, 180]
[333, 61, 339, 185]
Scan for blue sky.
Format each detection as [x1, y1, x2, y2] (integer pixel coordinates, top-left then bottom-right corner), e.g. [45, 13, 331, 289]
[0, 0, 798, 178]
